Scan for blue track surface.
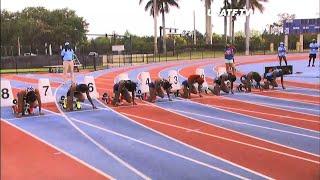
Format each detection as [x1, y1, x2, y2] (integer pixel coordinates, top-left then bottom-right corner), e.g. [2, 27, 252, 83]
[237, 60, 320, 83]
[1, 58, 319, 179]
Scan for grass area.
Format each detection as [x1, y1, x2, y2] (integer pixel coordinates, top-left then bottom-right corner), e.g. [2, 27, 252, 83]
[0, 68, 49, 74]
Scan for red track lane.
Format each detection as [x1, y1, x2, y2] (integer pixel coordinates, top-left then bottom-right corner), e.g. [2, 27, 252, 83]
[250, 90, 320, 105]
[95, 63, 320, 179]
[232, 56, 320, 90]
[177, 62, 320, 131]
[119, 106, 319, 180]
[181, 60, 319, 103]
[2, 74, 61, 88]
[1, 120, 108, 180]
[192, 96, 320, 131]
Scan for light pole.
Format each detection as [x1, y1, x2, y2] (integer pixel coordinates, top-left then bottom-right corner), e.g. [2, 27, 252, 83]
[245, 0, 250, 55]
[153, 0, 158, 57]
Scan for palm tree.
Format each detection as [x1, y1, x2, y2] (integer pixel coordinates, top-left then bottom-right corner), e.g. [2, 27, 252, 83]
[221, 0, 267, 44]
[225, 0, 242, 44]
[139, 0, 179, 54]
[241, 0, 268, 55]
[202, 0, 213, 45]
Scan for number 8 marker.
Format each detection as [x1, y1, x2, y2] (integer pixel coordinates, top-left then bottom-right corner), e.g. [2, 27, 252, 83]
[1, 80, 14, 107]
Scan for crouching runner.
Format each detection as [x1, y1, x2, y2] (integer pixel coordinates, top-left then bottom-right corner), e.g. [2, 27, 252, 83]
[112, 80, 137, 106]
[239, 71, 262, 92]
[209, 73, 236, 96]
[264, 68, 285, 90]
[181, 74, 204, 98]
[148, 79, 172, 102]
[65, 83, 97, 111]
[12, 87, 43, 118]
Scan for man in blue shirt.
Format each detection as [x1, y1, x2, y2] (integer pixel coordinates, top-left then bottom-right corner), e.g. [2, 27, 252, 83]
[278, 42, 287, 66]
[308, 39, 318, 67]
[61, 42, 75, 83]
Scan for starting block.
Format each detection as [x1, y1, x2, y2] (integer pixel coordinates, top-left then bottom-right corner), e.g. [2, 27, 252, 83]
[84, 76, 99, 99]
[265, 65, 293, 75]
[1, 80, 14, 107]
[115, 73, 130, 83]
[195, 68, 208, 90]
[168, 70, 181, 91]
[38, 78, 55, 103]
[136, 72, 151, 97]
[216, 66, 227, 77]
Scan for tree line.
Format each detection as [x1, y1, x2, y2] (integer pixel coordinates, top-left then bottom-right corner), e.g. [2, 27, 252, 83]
[1, 7, 317, 57]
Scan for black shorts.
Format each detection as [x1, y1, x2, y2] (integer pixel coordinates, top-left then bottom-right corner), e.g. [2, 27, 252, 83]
[182, 80, 188, 87]
[266, 76, 273, 82]
[148, 82, 155, 89]
[214, 79, 221, 86]
[113, 84, 119, 92]
[67, 90, 81, 97]
[309, 54, 316, 59]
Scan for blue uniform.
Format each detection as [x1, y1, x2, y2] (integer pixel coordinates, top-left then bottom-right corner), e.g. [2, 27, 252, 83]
[224, 47, 234, 60]
[309, 43, 318, 55]
[278, 46, 286, 57]
[61, 49, 74, 61]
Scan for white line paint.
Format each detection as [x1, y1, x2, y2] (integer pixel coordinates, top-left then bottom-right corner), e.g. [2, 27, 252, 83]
[0, 119, 115, 180]
[242, 92, 319, 105]
[207, 103, 319, 123]
[220, 96, 320, 115]
[94, 100, 272, 179]
[181, 98, 319, 134]
[170, 108, 320, 139]
[71, 117, 250, 180]
[145, 100, 320, 158]
[54, 84, 151, 180]
[156, 96, 319, 134]
[123, 112, 319, 164]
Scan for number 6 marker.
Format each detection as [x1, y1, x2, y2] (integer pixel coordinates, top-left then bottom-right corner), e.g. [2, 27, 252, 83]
[84, 76, 99, 99]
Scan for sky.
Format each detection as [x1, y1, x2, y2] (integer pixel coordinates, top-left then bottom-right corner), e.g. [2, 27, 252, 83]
[1, 0, 319, 37]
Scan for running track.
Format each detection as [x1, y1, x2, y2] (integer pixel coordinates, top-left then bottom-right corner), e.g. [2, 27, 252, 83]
[1, 53, 319, 179]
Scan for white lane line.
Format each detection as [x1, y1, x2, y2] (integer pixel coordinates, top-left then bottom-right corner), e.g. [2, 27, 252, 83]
[285, 86, 320, 93]
[180, 98, 319, 134]
[54, 84, 151, 180]
[242, 93, 319, 105]
[145, 100, 320, 158]
[95, 94, 272, 180]
[170, 108, 320, 140]
[0, 119, 115, 180]
[156, 97, 319, 134]
[175, 62, 319, 106]
[206, 103, 319, 124]
[257, 89, 320, 98]
[71, 117, 250, 180]
[122, 112, 319, 164]
[220, 96, 320, 114]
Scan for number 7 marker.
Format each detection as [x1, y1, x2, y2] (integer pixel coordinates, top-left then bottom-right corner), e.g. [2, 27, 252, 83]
[38, 78, 55, 103]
